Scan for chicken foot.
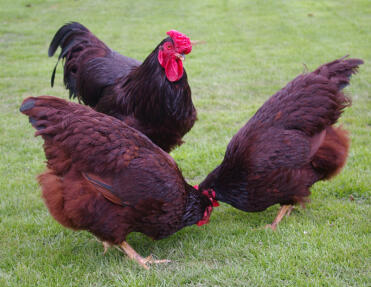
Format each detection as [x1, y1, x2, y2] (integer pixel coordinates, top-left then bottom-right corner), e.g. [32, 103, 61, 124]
[265, 205, 294, 231]
[119, 241, 170, 270]
[102, 241, 112, 254]
[94, 238, 113, 254]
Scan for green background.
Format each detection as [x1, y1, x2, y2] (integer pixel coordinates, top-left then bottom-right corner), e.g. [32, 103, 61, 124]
[0, 0, 370, 286]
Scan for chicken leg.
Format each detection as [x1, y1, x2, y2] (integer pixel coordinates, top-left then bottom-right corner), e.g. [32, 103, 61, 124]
[265, 205, 294, 231]
[102, 241, 112, 254]
[119, 241, 171, 270]
[95, 238, 113, 254]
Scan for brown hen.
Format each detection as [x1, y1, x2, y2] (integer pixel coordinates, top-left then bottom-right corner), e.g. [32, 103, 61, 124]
[20, 96, 216, 269]
[199, 56, 363, 230]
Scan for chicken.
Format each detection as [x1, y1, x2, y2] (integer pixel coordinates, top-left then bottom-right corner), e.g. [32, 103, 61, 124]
[199, 56, 363, 230]
[20, 96, 217, 269]
[49, 22, 197, 152]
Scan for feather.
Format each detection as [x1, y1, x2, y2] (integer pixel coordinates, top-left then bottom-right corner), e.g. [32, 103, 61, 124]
[200, 57, 363, 215]
[20, 95, 213, 251]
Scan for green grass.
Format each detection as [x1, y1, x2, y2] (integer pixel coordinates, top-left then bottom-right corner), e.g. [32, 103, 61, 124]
[1, 0, 370, 286]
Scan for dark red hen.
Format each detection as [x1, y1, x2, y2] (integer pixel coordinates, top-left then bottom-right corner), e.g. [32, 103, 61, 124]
[49, 22, 197, 152]
[20, 96, 215, 269]
[199, 56, 363, 230]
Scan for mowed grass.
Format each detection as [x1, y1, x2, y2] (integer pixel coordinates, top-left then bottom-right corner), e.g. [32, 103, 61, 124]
[0, 0, 370, 286]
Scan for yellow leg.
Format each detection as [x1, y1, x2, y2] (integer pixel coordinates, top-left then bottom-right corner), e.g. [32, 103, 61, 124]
[119, 241, 170, 270]
[265, 205, 293, 231]
[95, 237, 113, 254]
[286, 205, 294, 217]
[102, 241, 112, 254]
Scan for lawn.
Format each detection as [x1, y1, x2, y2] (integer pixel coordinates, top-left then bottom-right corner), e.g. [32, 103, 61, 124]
[0, 0, 370, 286]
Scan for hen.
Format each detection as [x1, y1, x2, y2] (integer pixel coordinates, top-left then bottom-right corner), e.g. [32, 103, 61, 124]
[199, 56, 363, 230]
[20, 96, 217, 269]
[49, 22, 197, 152]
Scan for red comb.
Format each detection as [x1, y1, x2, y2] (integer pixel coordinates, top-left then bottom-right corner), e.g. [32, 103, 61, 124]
[166, 30, 192, 54]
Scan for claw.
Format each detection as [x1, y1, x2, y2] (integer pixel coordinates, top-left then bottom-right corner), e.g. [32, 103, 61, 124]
[265, 224, 277, 231]
[94, 238, 112, 255]
[265, 205, 293, 231]
[286, 205, 295, 217]
[102, 241, 112, 255]
[119, 241, 170, 270]
[144, 255, 171, 264]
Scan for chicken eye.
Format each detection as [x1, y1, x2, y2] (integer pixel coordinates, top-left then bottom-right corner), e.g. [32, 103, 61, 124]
[166, 44, 172, 50]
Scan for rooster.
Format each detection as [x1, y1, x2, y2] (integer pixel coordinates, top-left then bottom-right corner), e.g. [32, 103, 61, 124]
[49, 22, 197, 152]
[199, 56, 363, 230]
[20, 96, 217, 269]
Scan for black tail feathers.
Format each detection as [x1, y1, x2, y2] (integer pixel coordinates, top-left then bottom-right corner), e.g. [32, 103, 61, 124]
[48, 22, 89, 57]
[48, 22, 90, 88]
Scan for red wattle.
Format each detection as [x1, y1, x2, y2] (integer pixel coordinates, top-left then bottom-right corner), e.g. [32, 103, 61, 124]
[165, 58, 183, 82]
[197, 208, 210, 226]
[158, 50, 183, 82]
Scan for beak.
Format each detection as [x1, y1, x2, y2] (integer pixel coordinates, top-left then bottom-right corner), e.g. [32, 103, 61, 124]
[175, 53, 185, 61]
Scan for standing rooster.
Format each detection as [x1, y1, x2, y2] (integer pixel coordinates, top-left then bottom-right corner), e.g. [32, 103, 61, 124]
[20, 96, 217, 269]
[199, 57, 363, 230]
[49, 22, 196, 152]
